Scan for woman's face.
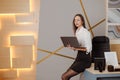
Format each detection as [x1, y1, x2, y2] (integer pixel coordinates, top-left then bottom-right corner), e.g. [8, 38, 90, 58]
[74, 16, 83, 28]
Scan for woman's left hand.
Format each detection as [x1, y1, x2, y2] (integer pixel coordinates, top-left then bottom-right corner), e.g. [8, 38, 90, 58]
[66, 44, 76, 51]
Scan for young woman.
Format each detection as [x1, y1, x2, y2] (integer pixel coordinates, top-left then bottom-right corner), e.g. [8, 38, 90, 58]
[61, 14, 92, 80]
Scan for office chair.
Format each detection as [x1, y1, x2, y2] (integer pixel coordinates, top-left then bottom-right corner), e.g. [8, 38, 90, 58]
[91, 36, 110, 72]
[91, 36, 110, 62]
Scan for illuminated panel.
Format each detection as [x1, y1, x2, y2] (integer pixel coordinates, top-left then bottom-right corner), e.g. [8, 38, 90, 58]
[15, 13, 34, 23]
[11, 46, 33, 58]
[18, 77, 34, 80]
[0, 15, 15, 46]
[0, 79, 16, 80]
[0, 57, 10, 69]
[12, 46, 33, 68]
[12, 58, 32, 68]
[30, 0, 34, 12]
[0, 47, 10, 69]
[0, 15, 15, 25]
[18, 64, 35, 80]
[0, 20, 1, 30]
[0, 47, 10, 57]
[10, 36, 34, 46]
[0, 70, 17, 78]
[0, 0, 30, 13]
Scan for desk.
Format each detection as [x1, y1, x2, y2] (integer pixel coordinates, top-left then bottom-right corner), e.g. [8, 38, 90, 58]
[83, 64, 120, 80]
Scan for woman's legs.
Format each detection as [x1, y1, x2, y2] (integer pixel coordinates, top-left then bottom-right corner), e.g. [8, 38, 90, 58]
[61, 69, 78, 80]
[61, 51, 90, 80]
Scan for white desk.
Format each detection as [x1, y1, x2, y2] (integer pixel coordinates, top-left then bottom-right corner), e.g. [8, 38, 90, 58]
[83, 64, 120, 80]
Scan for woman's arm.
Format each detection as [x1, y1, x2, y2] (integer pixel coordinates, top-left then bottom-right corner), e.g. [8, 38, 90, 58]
[73, 47, 87, 51]
[67, 44, 87, 51]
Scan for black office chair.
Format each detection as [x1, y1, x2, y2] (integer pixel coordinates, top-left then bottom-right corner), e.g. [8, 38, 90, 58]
[91, 36, 110, 62]
[91, 36, 110, 72]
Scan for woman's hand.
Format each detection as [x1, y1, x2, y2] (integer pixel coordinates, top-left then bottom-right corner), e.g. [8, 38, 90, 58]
[66, 44, 76, 51]
[66, 44, 87, 51]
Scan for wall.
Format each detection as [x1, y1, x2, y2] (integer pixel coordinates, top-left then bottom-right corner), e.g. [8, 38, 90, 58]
[37, 0, 106, 80]
[0, 0, 40, 80]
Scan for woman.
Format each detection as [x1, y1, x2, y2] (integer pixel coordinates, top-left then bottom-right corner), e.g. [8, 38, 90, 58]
[61, 14, 92, 80]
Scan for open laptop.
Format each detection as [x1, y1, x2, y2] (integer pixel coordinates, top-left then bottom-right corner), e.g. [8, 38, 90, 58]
[60, 36, 85, 48]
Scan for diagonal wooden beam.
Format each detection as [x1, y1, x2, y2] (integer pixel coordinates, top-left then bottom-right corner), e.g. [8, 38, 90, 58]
[88, 19, 105, 31]
[37, 46, 64, 64]
[37, 48, 75, 60]
[79, 0, 94, 37]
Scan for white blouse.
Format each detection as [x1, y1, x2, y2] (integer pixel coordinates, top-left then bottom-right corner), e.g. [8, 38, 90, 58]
[75, 26, 92, 54]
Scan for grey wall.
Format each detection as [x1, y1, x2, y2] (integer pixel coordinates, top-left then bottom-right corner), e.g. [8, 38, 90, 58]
[37, 0, 106, 80]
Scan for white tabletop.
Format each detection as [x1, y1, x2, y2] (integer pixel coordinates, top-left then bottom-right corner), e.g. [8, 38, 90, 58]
[86, 63, 120, 74]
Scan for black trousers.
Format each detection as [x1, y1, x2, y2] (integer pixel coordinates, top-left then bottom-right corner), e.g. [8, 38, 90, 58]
[69, 51, 91, 73]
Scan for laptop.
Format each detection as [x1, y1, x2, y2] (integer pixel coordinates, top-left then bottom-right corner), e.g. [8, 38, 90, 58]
[60, 36, 84, 48]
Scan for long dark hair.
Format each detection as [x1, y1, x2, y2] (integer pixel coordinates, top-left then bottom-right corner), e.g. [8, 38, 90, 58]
[73, 14, 86, 34]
